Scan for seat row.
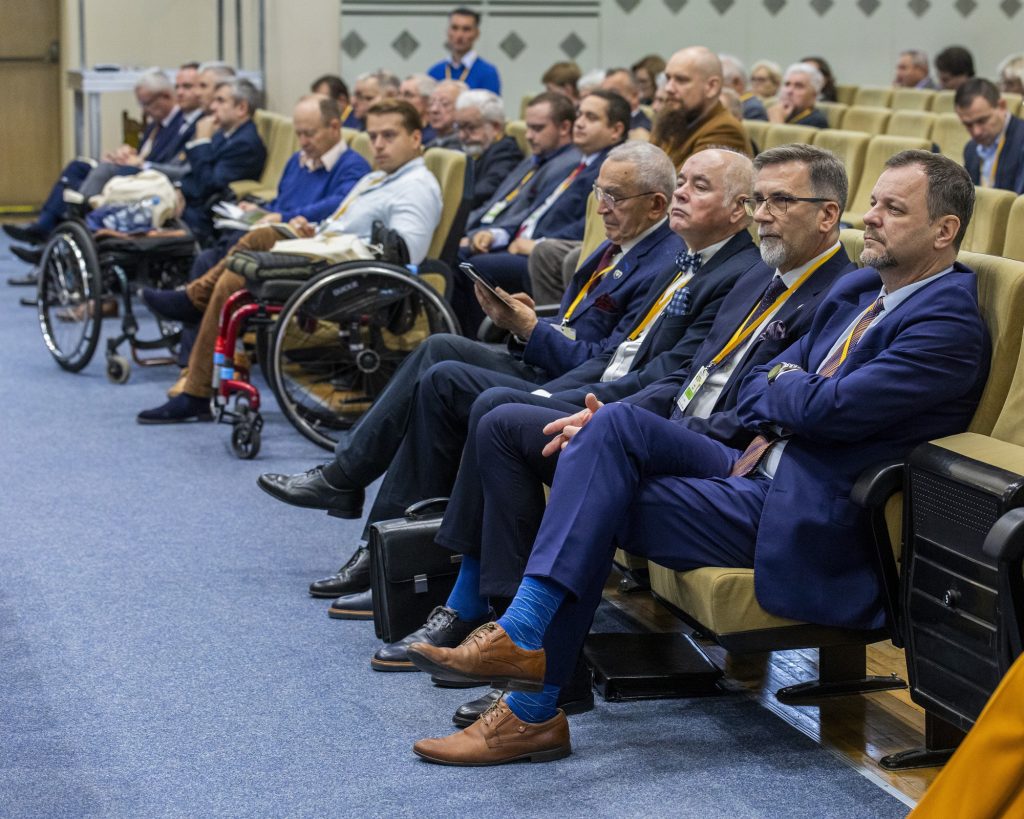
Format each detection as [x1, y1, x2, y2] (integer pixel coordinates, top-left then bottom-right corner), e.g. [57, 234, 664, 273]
[833, 84, 1024, 115]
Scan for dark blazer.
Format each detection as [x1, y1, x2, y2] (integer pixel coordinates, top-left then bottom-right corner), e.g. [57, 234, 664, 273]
[741, 94, 768, 122]
[965, 114, 1024, 194]
[181, 119, 267, 237]
[521, 221, 685, 377]
[471, 136, 526, 210]
[529, 147, 610, 241]
[626, 244, 851, 444]
[789, 107, 829, 129]
[143, 109, 194, 165]
[543, 229, 762, 403]
[735, 263, 989, 630]
[475, 144, 581, 238]
[631, 109, 652, 131]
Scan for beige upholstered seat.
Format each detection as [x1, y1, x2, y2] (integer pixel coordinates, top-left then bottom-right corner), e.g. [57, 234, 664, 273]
[1002, 196, 1024, 263]
[931, 114, 970, 164]
[961, 187, 1016, 256]
[744, 120, 769, 153]
[576, 193, 606, 268]
[891, 88, 935, 111]
[230, 110, 299, 199]
[842, 135, 931, 228]
[815, 101, 848, 129]
[346, 130, 374, 167]
[761, 123, 818, 150]
[812, 130, 870, 207]
[504, 120, 529, 157]
[885, 111, 937, 141]
[422, 147, 468, 261]
[840, 105, 891, 134]
[835, 84, 858, 106]
[930, 90, 957, 114]
[852, 86, 893, 108]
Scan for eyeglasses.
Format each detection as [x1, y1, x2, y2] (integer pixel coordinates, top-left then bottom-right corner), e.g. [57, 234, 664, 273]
[593, 184, 658, 209]
[744, 193, 834, 217]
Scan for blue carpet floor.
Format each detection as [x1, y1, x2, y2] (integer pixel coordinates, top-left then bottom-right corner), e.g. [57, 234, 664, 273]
[0, 238, 908, 817]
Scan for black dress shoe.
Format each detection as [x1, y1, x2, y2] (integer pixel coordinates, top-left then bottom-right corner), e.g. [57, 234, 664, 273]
[370, 606, 495, 672]
[2, 222, 46, 244]
[141, 287, 204, 324]
[451, 657, 595, 728]
[11, 244, 42, 264]
[327, 588, 373, 620]
[257, 465, 364, 519]
[308, 546, 371, 598]
[137, 393, 213, 424]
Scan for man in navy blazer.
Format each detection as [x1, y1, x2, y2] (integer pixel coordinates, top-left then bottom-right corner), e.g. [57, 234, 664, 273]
[956, 78, 1024, 193]
[453, 90, 631, 334]
[180, 78, 267, 242]
[408, 151, 989, 766]
[256, 140, 679, 602]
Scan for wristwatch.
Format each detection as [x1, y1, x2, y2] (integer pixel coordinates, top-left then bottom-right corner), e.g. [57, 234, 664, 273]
[767, 362, 802, 384]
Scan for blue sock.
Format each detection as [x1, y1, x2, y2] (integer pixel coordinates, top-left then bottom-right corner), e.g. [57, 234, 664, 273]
[444, 554, 489, 621]
[506, 685, 560, 723]
[497, 576, 566, 651]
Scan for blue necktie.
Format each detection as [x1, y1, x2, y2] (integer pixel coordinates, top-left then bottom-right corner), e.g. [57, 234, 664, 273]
[675, 250, 702, 274]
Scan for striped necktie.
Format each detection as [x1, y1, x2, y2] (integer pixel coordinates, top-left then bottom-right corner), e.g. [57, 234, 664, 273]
[728, 295, 886, 478]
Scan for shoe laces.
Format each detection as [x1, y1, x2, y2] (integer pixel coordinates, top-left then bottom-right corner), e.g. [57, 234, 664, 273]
[465, 621, 499, 645]
[479, 696, 509, 727]
[338, 545, 366, 572]
[424, 606, 458, 630]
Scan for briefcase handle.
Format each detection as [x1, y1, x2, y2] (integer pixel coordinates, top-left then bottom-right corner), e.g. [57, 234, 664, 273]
[403, 497, 450, 519]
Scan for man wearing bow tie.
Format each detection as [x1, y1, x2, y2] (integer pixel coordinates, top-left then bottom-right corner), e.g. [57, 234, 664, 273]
[409, 150, 988, 767]
[400, 143, 854, 726]
[426, 7, 501, 94]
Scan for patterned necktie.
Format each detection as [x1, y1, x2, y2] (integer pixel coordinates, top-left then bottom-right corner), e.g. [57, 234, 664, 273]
[675, 250, 702, 275]
[728, 295, 886, 478]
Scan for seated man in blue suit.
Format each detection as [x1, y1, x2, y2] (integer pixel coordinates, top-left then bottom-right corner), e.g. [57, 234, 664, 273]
[256, 141, 683, 605]
[767, 62, 829, 129]
[408, 150, 990, 766]
[380, 145, 852, 721]
[955, 78, 1024, 193]
[180, 78, 267, 243]
[426, 7, 501, 94]
[453, 89, 631, 335]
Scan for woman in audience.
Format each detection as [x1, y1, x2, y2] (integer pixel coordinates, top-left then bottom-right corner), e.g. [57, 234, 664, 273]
[749, 59, 782, 98]
[802, 56, 838, 102]
[630, 54, 665, 105]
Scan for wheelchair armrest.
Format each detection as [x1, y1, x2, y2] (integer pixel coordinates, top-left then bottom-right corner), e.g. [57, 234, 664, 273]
[982, 507, 1024, 670]
[983, 507, 1024, 563]
[851, 460, 904, 509]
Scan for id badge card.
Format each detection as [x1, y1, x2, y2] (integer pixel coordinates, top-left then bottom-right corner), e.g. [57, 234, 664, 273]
[675, 365, 709, 414]
[557, 323, 577, 340]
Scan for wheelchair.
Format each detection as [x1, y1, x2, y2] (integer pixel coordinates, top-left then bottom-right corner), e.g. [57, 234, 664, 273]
[36, 217, 196, 381]
[211, 251, 459, 459]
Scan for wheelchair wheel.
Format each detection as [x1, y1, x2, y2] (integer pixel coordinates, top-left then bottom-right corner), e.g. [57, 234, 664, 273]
[37, 220, 103, 372]
[268, 262, 459, 450]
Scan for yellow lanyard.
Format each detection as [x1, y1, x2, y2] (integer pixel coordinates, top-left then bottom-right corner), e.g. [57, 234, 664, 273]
[445, 63, 471, 82]
[325, 174, 384, 221]
[562, 260, 616, 323]
[834, 299, 883, 367]
[341, 104, 353, 123]
[984, 133, 1007, 188]
[504, 168, 535, 202]
[789, 107, 814, 124]
[626, 269, 694, 341]
[710, 245, 840, 366]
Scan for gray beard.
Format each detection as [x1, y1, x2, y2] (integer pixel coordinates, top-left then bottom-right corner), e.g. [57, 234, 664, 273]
[759, 238, 790, 270]
[861, 247, 898, 270]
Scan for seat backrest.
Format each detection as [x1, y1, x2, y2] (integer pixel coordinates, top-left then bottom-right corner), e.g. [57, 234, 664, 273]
[846, 135, 932, 221]
[576, 192, 606, 269]
[422, 147, 470, 261]
[841, 105, 892, 134]
[260, 113, 299, 192]
[930, 90, 956, 114]
[961, 187, 1016, 256]
[812, 130, 871, 205]
[1003, 91, 1023, 112]
[762, 123, 818, 150]
[816, 100, 848, 129]
[891, 88, 935, 111]
[838, 227, 864, 265]
[931, 113, 970, 164]
[347, 131, 374, 167]
[504, 120, 529, 157]
[835, 83, 858, 106]
[1002, 196, 1024, 262]
[744, 120, 769, 152]
[955, 250, 1024, 438]
[853, 86, 893, 108]
[885, 111, 936, 141]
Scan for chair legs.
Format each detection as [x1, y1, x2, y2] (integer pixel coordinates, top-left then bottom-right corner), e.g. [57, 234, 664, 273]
[776, 644, 907, 703]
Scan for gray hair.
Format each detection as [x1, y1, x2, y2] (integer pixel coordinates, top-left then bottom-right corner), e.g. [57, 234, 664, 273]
[404, 73, 437, 99]
[198, 61, 235, 83]
[754, 143, 849, 212]
[719, 54, 747, 86]
[998, 52, 1024, 84]
[606, 140, 676, 201]
[456, 89, 505, 125]
[784, 61, 825, 93]
[578, 68, 608, 96]
[900, 49, 930, 71]
[135, 69, 172, 95]
[885, 150, 975, 249]
[750, 59, 782, 85]
[356, 70, 401, 95]
[216, 78, 261, 114]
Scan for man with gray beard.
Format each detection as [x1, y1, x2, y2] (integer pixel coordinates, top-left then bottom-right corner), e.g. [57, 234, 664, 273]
[454, 89, 524, 210]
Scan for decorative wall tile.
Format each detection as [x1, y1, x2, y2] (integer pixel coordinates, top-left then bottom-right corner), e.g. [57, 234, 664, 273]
[341, 30, 366, 59]
[500, 31, 526, 60]
[560, 32, 586, 59]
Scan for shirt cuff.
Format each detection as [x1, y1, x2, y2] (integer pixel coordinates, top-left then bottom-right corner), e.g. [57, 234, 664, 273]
[186, 137, 212, 150]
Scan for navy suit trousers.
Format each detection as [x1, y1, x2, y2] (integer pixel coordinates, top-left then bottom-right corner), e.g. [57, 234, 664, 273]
[457, 401, 769, 685]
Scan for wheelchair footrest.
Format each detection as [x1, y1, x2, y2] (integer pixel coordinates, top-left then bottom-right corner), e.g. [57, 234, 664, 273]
[583, 632, 723, 702]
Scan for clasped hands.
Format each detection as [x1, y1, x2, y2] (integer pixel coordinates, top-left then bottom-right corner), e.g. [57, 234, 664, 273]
[540, 393, 604, 457]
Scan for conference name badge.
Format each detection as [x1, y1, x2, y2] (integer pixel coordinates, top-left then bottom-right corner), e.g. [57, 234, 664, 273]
[557, 324, 577, 340]
[675, 365, 709, 414]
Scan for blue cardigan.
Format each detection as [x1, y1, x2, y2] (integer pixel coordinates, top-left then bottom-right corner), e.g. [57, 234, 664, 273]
[270, 148, 371, 222]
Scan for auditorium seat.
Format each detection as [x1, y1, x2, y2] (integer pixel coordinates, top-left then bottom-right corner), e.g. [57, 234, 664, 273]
[835, 83, 858, 106]
[641, 233, 1024, 703]
[744, 120, 769, 152]
[348, 131, 374, 167]
[1002, 196, 1024, 262]
[577, 192, 604, 266]
[961, 187, 1016, 256]
[815, 100, 847, 129]
[422, 147, 470, 261]
[505, 120, 529, 156]
[1003, 91, 1023, 112]
[812, 130, 870, 204]
[841, 105, 892, 135]
[842, 135, 931, 228]
[930, 90, 957, 114]
[931, 113, 970, 164]
[230, 110, 299, 199]
[852, 86, 893, 108]
[885, 111, 937, 141]
[761, 123, 818, 150]
[891, 88, 935, 111]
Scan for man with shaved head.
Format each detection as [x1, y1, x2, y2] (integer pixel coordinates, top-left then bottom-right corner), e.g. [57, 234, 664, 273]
[651, 46, 752, 168]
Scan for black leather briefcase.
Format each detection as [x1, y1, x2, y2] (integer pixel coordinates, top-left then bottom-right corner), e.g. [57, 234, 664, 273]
[368, 498, 462, 643]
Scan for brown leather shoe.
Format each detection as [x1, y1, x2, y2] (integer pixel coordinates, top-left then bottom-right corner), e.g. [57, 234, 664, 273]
[413, 699, 571, 766]
[406, 622, 545, 691]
